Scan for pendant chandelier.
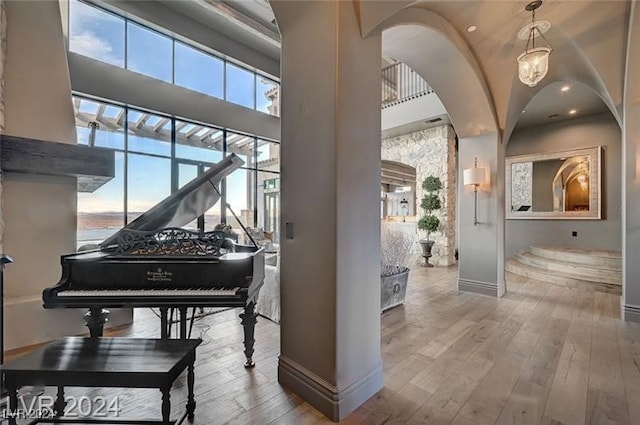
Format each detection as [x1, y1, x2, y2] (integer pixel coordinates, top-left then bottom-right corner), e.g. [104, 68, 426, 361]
[517, 0, 553, 87]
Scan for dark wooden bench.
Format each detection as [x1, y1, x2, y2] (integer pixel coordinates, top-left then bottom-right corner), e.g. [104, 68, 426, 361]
[1, 337, 201, 425]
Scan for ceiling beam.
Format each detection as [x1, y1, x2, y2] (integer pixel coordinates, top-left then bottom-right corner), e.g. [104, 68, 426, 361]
[197, 0, 280, 47]
[153, 118, 170, 133]
[198, 128, 217, 141]
[186, 125, 202, 138]
[135, 114, 150, 129]
[116, 109, 125, 126]
[96, 104, 106, 122]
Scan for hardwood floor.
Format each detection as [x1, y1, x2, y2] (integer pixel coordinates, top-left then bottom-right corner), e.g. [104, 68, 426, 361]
[6, 265, 640, 425]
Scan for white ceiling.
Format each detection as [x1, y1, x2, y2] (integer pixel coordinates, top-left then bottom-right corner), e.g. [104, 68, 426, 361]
[161, 0, 625, 137]
[515, 80, 610, 129]
[160, 0, 280, 63]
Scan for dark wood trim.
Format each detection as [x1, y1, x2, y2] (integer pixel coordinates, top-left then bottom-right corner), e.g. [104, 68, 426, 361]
[0, 134, 114, 192]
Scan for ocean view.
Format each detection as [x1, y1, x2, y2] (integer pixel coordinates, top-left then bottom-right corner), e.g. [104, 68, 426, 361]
[77, 212, 224, 247]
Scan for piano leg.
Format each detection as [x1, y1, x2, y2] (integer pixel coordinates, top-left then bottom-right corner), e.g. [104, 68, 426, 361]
[179, 307, 188, 339]
[55, 385, 66, 417]
[186, 357, 196, 421]
[240, 301, 257, 368]
[160, 307, 169, 339]
[7, 385, 18, 425]
[84, 308, 109, 337]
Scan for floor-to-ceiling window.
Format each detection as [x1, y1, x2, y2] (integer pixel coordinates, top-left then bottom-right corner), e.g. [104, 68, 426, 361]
[74, 96, 280, 248]
[69, 0, 281, 248]
[68, 0, 280, 117]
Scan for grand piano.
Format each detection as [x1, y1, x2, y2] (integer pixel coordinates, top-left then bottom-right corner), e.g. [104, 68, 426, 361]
[43, 154, 265, 367]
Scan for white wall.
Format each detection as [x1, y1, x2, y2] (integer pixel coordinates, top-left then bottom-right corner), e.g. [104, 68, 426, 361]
[0, 0, 7, 251]
[3, 0, 131, 350]
[68, 53, 280, 142]
[381, 92, 447, 132]
[457, 132, 504, 296]
[622, 0, 640, 322]
[505, 114, 622, 257]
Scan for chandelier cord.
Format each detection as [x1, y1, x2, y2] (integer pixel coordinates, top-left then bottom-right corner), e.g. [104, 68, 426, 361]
[524, 5, 552, 54]
[531, 8, 536, 49]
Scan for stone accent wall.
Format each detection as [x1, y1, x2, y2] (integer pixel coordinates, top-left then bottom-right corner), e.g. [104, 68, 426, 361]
[511, 161, 533, 211]
[382, 125, 457, 266]
[0, 0, 6, 251]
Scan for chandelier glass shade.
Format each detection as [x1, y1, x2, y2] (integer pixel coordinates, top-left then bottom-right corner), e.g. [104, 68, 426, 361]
[518, 46, 552, 87]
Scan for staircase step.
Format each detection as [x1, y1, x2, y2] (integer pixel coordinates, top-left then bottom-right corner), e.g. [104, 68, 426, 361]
[505, 259, 621, 295]
[515, 252, 621, 285]
[530, 246, 621, 271]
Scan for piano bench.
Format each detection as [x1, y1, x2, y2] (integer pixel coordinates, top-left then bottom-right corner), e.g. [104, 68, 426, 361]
[1, 337, 201, 425]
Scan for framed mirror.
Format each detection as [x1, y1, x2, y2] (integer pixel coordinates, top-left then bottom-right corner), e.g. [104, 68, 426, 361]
[506, 146, 602, 219]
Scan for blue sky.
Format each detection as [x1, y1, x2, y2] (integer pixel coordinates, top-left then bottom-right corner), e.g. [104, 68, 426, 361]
[70, 0, 277, 217]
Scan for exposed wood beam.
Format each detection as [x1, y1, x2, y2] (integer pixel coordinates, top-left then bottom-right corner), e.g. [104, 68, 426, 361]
[198, 129, 217, 141]
[186, 125, 202, 138]
[235, 137, 255, 148]
[116, 109, 125, 126]
[135, 114, 150, 129]
[96, 104, 106, 122]
[382, 169, 416, 180]
[197, 0, 280, 46]
[76, 113, 120, 132]
[153, 118, 170, 133]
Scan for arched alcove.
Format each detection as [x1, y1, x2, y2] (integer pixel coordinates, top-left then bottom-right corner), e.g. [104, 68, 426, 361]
[505, 80, 621, 260]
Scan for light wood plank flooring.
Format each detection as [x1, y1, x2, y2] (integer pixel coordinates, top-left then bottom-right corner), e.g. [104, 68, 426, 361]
[5, 265, 640, 425]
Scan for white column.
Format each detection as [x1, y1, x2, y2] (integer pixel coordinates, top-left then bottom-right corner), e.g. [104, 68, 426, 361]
[457, 132, 506, 297]
[623, 1, 640, 322]
[272, 0, 383, 420]
[0, 0, 6, 251]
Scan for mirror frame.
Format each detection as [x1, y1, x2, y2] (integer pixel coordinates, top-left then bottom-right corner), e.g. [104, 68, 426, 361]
[505, 146, 602, 220]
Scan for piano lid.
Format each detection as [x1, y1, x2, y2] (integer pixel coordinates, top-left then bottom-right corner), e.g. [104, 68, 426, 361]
[100, 154, 244, 248]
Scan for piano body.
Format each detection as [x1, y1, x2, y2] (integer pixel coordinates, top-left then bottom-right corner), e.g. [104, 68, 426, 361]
[43, 154, 265, 367]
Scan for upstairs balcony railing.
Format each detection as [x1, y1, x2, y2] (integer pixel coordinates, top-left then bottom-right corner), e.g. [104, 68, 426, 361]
[382, 62, 433, 109]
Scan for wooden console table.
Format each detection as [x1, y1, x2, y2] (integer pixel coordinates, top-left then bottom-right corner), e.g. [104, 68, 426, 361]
[1, 337, 201, 425]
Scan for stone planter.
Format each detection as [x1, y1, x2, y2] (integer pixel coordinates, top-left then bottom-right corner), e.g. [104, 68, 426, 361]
[419, 239, 435, 267]
[381, 267, 409, 312]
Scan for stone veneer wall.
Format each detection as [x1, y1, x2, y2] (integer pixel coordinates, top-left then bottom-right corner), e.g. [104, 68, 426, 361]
[382, 125, 457, 266]
[511, 161, 533, 211]
[0, 0, 5, 251]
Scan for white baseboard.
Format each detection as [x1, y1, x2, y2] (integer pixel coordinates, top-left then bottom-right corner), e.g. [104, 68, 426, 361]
[278, 355, 383, 422]
[623, 303, 640, 323]
[457, 278, 498, 297]
[4, 296, 133, 351]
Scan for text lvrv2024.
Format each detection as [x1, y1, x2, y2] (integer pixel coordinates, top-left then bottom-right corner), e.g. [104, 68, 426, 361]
[1, 395, 121, 419]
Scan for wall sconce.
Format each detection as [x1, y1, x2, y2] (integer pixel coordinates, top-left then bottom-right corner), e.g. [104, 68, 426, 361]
[463, 157, 488, 225]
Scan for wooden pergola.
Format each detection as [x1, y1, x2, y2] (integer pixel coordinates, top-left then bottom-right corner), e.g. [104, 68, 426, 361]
[73, 97, 275, 167]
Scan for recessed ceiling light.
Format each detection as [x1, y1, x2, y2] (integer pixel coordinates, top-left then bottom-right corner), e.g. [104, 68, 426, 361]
[569, 109, 577, 114]
[561, 85, 570, 92]
[467, 25, 477, 32]
[521, 110, 526, 113]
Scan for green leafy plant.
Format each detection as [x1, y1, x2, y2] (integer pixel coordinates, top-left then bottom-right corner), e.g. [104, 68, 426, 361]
[418, 176, 442, 241]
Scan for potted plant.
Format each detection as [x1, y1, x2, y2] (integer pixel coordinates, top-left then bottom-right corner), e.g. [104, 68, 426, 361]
[380, 224, 413, 311]
[418, 176, 442, 267]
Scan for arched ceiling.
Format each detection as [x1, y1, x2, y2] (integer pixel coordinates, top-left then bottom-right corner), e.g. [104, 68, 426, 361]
[516, 80, 610, 130]
[180, 0, 630, 141]
[379, 10, 498, 139]
[361, 0, 629, 138]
